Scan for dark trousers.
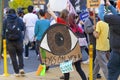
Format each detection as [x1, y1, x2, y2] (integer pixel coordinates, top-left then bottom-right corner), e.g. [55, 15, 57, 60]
[25, 42, 29, 57]
[7, 41, 24, 74]
[25, 42, 38, 57]
[64, 60, 87, 80]
[107, 50, 120, 80]
[35, 40, 42, 63]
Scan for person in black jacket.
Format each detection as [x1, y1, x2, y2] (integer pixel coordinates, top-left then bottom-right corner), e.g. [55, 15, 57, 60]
[3, 9, 25, 77]
[104, 1, 120, 80]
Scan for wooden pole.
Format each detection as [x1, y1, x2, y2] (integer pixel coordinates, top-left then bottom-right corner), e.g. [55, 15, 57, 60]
[93, 8, 96, 25]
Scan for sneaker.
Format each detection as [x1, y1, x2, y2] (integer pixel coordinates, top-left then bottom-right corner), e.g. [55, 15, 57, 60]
[60, 75, 69, 80]
[46, 66, 49, 71]
[97, 73, 102, 79]
[14, 73, 20, 77]
[24, 56, 29, 59]
[19, 69, 25, 76]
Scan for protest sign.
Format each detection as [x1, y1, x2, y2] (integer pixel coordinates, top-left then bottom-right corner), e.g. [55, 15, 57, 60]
[87, 0, 100, 8]
[60, 60, 74, 73]
[49, 0, 67, 11]
[40, 24, 82, 66]
[79, 11, 89, 22]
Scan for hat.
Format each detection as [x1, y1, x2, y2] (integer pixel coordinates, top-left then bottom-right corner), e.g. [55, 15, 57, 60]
[17, 8, 24, 14]
[117, 0, 120, 10]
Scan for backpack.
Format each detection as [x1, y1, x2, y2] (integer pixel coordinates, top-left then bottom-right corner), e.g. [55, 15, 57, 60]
[6, 18, 21, 41]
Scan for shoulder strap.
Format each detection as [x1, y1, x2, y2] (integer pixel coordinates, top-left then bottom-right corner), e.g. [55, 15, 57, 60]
[89, 17, 94, 25]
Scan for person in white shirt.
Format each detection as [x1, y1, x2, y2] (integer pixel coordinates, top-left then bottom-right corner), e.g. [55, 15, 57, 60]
[23, 5, 38, 59]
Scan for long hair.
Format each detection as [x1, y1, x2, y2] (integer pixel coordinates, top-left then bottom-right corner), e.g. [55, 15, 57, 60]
[68, 13, 76, 29]
[60, 9, 69, 22]
[68, 13, 82, 33]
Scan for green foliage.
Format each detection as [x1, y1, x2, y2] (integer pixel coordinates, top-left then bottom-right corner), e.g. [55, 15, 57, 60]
[9, 0, 33, 13]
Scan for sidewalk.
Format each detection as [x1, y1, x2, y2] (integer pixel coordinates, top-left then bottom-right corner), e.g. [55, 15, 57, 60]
[0, 63, 107, 80]
[0, 50, 110, 80]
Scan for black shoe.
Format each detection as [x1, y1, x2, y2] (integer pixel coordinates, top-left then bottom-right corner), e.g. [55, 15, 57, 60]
[97, 73, 102, 79]
[60, 76, 65, 79]
[46, 66, 49, 71]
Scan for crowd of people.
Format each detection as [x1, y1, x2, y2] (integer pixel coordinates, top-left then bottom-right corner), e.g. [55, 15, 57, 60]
[1, 0, 120, 80]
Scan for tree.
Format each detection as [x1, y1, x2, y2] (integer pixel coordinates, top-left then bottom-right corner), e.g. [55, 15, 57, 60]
[9, 0, 33, 13]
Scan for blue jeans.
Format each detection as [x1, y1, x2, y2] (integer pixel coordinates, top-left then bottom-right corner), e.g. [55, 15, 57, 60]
[107, 50, 120, 80]
[81, 46, 88, 61]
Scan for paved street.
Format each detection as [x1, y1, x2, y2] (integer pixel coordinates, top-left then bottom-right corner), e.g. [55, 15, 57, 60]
[0, 49, 118, 80]
[0, 50, 40, 74]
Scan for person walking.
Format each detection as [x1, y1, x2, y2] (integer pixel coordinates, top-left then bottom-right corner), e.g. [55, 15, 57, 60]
[23, 5, 38, 59]
[34, 9, 50, 64]
[17, 8, 24, 19]
[84, 11, 96, 62]
[67, 12, 87, 80]
[84, 11, 102, 78]
[104, 0, 120, 80]
[3, 9, 25, 77]
[93, 20, 110, 80]
[47, 2, 87, 79]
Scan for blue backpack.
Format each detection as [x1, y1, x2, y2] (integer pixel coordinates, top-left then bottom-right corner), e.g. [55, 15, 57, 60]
[6, 18, 21, 41]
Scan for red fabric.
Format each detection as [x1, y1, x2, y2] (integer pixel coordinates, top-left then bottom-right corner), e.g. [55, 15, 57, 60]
[56, 16, 83, 33]
[69, 24, 83, 33]
[57, 17, 67, 25]
[76, 26, 83, 33]
[68, 13, 83, 33]
[89, 11, 94, 16]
